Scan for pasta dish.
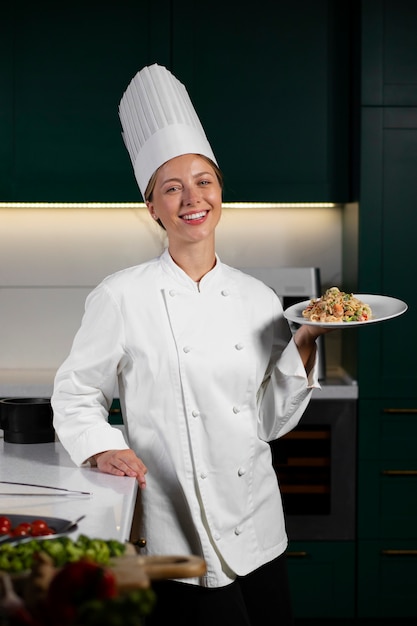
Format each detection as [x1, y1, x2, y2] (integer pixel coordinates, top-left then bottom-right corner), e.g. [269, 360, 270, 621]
[302, 287, 372, 323]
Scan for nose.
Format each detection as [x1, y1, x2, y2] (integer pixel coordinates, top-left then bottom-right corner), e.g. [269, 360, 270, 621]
[182, 186, 200, 206]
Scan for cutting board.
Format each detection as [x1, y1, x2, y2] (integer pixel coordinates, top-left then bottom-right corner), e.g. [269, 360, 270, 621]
[111, 544, 207, 591]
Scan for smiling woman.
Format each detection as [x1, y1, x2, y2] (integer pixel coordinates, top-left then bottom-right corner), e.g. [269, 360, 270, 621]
[51, 63, 328, 626]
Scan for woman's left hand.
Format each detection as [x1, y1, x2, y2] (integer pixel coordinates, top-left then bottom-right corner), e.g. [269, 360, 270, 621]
[293, 324, 335, 374]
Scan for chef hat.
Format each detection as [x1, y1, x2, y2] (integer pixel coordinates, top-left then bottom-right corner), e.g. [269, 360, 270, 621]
[119, 64, 217, 198]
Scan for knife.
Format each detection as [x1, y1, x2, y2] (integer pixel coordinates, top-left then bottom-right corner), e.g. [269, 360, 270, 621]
[0, 481, 92, 496]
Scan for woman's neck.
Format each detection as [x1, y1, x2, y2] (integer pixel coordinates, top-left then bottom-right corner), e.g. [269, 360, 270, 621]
[168, 240, 216, 283]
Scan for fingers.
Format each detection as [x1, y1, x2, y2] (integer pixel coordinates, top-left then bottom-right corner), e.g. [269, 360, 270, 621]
[95, 449, 148, 488]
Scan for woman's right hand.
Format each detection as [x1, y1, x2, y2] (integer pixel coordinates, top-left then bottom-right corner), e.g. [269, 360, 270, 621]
[93, 449, 148, 488]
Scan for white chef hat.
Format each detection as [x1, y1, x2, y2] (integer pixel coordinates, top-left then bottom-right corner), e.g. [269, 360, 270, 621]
[119, 64, 218, 198]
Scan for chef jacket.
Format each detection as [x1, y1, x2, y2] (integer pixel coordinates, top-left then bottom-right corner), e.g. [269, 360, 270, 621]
[52, 249, 319, 588]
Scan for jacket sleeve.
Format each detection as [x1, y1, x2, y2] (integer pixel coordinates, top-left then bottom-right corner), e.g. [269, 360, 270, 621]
[256, 302, 320, 442]
[51, 283, 130, 466]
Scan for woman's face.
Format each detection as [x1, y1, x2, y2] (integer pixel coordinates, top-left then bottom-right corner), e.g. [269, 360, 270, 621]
[146, 154, 222, 247]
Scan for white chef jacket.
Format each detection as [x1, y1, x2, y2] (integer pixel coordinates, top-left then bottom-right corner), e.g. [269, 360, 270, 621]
[52, 249, 319, 588]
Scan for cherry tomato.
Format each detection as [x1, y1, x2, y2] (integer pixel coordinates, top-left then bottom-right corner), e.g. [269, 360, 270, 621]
[12, 525, 31, 537]
[30, 519, 49, 535]
[0, 516, 12, 532]
[0, 523, 11, 535]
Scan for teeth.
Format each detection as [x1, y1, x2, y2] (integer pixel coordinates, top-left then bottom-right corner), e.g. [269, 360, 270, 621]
[182, 211, 207, 221]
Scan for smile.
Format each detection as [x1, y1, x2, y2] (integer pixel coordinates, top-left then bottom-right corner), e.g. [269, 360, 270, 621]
[181, 211, 207, 221]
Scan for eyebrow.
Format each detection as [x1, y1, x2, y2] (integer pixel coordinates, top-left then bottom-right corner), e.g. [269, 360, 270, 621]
[161, 171, 215, 186]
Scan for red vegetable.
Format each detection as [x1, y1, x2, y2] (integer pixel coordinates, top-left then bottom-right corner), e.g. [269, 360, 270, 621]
[46, 559, 117, 624]
[0, 516, 12, 532]
[0, 516, 55, 538]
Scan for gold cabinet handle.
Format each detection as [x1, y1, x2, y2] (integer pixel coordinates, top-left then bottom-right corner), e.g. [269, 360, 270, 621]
[286, 551, 308, 558]
[381, 470, 417, 476]
[381, 550, 417, 557]
[383, 408, 417, 414]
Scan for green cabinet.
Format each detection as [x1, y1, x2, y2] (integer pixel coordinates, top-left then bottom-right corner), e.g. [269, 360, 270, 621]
[108, 399, 123, 426]
[357, 3, 417, 617]
[0, 0, 352, 203]
[358, 106, 417, 398]
[172, 0, 352, 202]
[362, 0, 417, 106]
[287, 541, 355, 618]
[357, 541, 417, 619]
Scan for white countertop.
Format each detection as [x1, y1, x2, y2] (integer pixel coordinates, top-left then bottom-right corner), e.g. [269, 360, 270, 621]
[0, 434, 138, 542]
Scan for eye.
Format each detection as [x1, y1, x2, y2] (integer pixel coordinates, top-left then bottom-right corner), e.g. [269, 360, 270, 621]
[165, 184, 181, 193]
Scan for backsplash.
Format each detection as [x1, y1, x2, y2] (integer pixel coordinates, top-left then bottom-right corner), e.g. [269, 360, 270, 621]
[0, 206, 344, 370]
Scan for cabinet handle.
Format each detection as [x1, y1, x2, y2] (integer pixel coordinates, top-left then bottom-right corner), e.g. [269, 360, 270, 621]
[382, 408, 417, 414]
[381, 550, 417, 557]
[286, 551, 308, 558]
[381, 470, 417, 476]
[110, 408, 121, 414]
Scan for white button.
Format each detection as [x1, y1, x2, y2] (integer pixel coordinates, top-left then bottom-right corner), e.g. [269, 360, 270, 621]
[234, 525, 243, 535]
[200, 470, 208, 479]
[213, 532, 221, 541]
[235, 343, 244, 350]
[221, 289, 230, 297]
[192, 410, 200, 418]
[238, 467, 246, 476]
[183, 346, 191, 353]
[169, 289, 176, 297]
[232, 406, 240, 414]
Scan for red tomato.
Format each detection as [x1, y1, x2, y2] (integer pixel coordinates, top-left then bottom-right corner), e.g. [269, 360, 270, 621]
[0, 516, 12, 531]
[30, 519, 49, 536]
[0, 524, 11, 535]
[12, 525, 31, 537]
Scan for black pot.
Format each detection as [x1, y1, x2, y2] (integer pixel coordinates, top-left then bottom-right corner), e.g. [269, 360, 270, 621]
[0, 397, 55, 444]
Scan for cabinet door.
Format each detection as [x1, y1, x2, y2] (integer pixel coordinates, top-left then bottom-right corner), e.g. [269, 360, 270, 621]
[358, 540, 417, 618]
[286, 541, 355, 618]
[362, 0, 417, 105]
[358, 459, 417, 539]
[3, 0, 170, 202]
[358, 107, 417, 397]
[358, 399, 417, 460]
[171, 0, 351, 202]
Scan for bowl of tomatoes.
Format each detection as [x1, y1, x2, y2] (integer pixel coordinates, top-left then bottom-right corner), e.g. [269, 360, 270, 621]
[0, 514, 77, 542]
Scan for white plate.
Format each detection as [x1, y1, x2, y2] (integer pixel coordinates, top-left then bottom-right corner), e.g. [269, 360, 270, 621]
[284, 294, 408, 328]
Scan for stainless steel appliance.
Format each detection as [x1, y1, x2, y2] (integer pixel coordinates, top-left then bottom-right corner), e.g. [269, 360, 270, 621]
[238, 266, 326, 379]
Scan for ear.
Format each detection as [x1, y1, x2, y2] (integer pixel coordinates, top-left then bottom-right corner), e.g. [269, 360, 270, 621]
[145, 201, 157, 221]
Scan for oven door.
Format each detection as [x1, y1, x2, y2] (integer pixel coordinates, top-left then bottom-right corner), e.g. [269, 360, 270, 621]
[270, 398, 356, 541]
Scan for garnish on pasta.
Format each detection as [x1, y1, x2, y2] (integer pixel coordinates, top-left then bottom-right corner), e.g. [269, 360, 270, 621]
[302, 287, 372, 323]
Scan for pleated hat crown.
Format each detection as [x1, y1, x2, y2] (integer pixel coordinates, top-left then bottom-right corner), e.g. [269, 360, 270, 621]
[119, 64, 217, 198]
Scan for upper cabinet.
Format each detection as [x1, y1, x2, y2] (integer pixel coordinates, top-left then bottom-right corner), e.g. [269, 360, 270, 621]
[171, 1, 353, 203]
[362, 0, 417, 106]
[0, 1, 354, 203]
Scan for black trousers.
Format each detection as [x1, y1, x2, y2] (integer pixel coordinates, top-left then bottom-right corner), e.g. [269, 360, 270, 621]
[146, 553, 294, 626]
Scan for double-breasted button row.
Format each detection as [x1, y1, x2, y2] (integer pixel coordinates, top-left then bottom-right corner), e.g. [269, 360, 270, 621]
[169, 288, 231, 297]
[191, 406, 241, 417]
[182, 342, 243, 353]
[198, 467, 247, 479]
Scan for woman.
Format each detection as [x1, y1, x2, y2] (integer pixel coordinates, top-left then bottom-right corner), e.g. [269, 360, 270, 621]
[52, 65, 327, 626]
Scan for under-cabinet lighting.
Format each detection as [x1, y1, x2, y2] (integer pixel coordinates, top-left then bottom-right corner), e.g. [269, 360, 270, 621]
[0, 202, 340, 209]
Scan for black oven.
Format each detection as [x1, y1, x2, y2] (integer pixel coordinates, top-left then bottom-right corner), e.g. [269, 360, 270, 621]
[270, 398, 357, 540]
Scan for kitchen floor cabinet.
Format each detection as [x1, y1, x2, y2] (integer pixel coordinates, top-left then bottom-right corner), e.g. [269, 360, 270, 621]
[0, 0, 352, 203]
[357, 541, 417, 619]
[287, 541, 355, 618]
